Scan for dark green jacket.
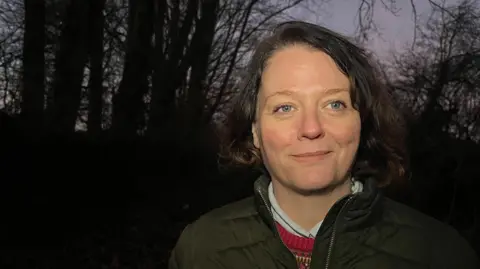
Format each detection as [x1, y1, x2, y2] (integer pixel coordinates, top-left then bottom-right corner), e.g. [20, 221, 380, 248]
[169, 176, 479, 268]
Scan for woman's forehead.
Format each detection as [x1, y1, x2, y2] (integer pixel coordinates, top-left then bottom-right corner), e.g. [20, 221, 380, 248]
[260, 46, 350, 97]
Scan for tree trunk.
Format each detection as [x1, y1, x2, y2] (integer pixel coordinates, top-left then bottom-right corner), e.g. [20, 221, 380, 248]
[187, 0, 219, 127]
[46, 0, 90, 134]
[87, 0, 107, 136]
[111, 0, 154, 138]
[147, 0, 198, 138]
[20, 0, 46, 134]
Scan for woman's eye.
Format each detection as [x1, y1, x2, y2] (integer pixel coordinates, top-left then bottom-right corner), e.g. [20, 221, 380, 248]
[274, 105, 293, 113]
[329, 101, 346, 110]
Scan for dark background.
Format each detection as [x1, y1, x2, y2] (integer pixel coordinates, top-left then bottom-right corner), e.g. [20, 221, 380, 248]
[0, 0, 479, 268]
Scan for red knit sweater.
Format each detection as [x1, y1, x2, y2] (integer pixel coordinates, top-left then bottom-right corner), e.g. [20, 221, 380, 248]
[276, 222, 315, 269]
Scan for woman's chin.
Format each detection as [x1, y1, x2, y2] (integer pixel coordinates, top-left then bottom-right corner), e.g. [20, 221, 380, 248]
[290, 179, 335, 194]
[287, 173, 348, 195]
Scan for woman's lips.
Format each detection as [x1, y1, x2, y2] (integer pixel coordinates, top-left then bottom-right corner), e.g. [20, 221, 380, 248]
[291, 150, 332, 162]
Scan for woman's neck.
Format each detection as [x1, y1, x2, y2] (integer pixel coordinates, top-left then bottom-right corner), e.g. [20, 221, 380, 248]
[271, 179, 352, 231]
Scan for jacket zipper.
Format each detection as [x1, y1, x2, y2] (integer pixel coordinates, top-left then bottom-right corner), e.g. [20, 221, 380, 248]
[259, 189, 356, 269]
[324, 195, 355, 269]
[258, 191, 299, 265]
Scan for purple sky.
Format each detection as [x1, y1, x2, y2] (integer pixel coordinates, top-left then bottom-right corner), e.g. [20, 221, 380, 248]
[287, 0, 461, 59]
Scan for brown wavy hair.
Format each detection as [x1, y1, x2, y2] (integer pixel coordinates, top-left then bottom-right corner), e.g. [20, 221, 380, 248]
[220, 21, 408, 187]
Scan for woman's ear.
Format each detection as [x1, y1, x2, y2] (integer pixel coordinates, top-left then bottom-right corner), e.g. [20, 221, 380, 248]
[252, 123, 260, 149]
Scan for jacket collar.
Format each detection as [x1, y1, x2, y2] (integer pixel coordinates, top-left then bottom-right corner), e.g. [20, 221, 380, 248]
[253, 174, 383, 237]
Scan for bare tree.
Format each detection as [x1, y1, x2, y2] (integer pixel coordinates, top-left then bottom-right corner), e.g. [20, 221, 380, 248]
[387, 0, 480, 141]
[45, 0, 90, 134]
[110, 0, 153, 138]
[87, 0, 107, 136]
[0, 0, 24, 113]
[110, 0, 314, 139]
[20, 0, 45, 133]
[379, 1, 480, 241]
[0, 0, 436, 137]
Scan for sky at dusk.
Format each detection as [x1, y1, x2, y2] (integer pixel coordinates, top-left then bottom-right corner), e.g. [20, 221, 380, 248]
[287, 0, 462, 59]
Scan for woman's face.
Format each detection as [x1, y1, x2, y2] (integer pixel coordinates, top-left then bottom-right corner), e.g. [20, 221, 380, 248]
[252, 44, 361, 193]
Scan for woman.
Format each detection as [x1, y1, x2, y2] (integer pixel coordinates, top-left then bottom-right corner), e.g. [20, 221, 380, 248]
[169, 21, 479, 269]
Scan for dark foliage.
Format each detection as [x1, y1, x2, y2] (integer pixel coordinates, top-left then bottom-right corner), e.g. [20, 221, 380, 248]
[0, 113, 257, 268]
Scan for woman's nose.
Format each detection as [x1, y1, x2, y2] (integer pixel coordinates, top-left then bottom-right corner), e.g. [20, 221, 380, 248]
[298, 111, 325, 140]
